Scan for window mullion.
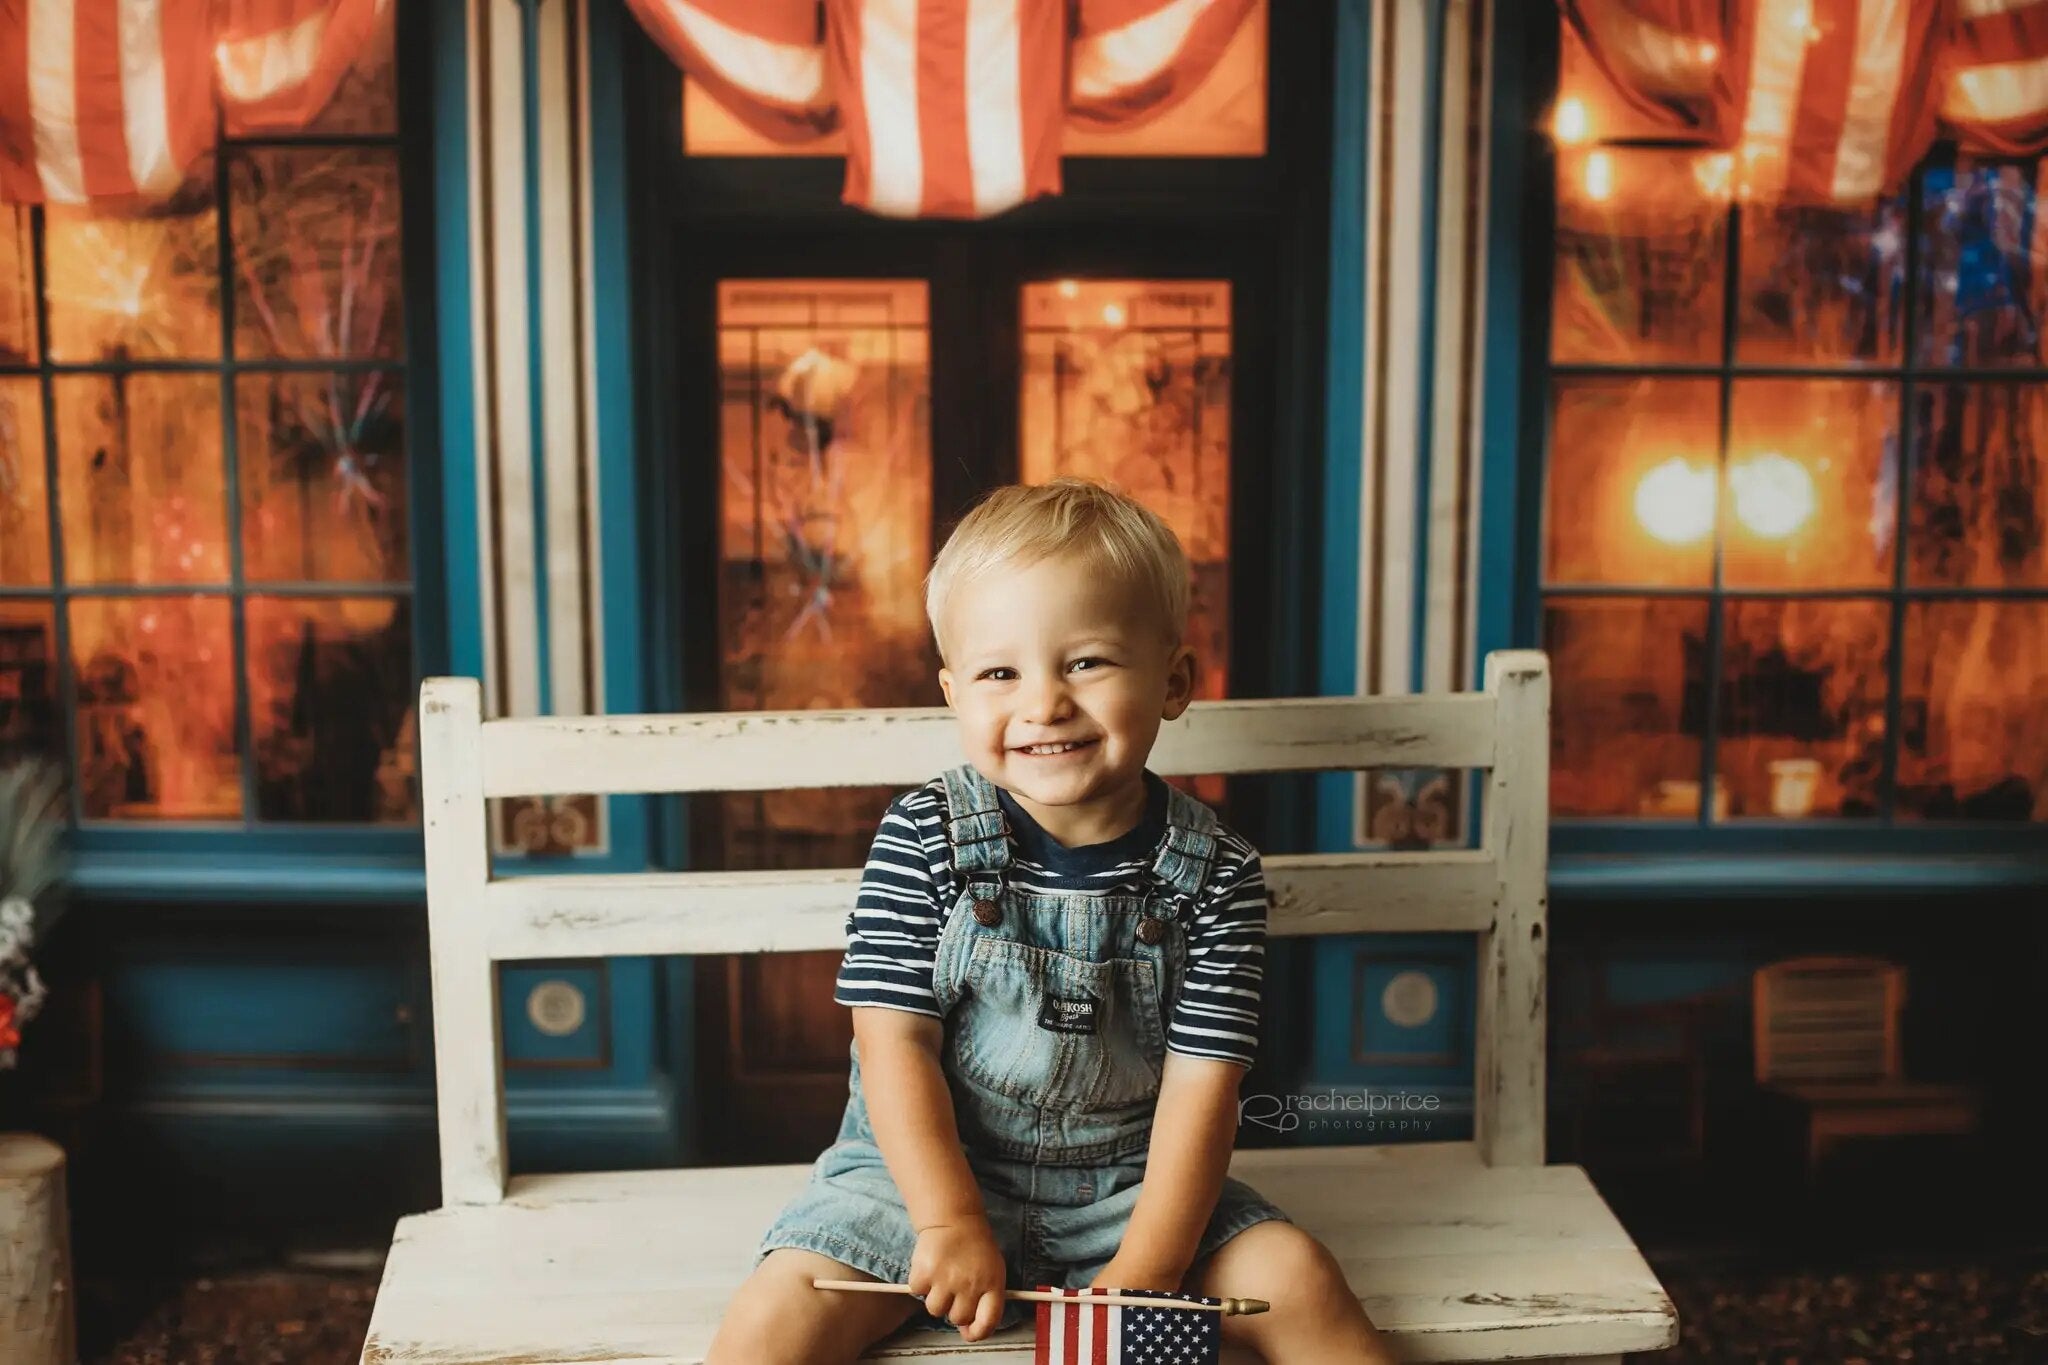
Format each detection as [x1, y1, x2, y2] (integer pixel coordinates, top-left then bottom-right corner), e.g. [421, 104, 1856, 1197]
[28, 207, 81, 827]
[1880, 170, 1926, 824]
[1699, 199, 1742, 827]
[215, 150, 257, 831]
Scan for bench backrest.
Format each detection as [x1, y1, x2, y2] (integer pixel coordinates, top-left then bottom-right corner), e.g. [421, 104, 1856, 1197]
[419, 649, 1551, 1206]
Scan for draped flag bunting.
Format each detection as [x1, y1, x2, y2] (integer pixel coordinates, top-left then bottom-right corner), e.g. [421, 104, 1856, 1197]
[0, 0, 388, 205]
[1562, 0, 2048, 206]
[623, 0, 1257, 219]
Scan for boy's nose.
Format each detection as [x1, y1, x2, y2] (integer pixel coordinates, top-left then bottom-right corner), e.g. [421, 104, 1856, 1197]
[1022, 676, 1074, 723]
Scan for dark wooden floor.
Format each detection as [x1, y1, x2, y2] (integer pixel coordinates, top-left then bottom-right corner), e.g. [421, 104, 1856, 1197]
[79, 1250, 2048, 1365]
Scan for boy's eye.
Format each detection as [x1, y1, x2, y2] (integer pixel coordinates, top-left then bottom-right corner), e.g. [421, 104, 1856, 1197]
[977, 667, 1016, 681]
[1069, 656, 1111, 672]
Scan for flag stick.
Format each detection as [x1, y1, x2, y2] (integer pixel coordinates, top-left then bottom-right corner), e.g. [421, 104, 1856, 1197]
[810, 1277, 1269, 1316]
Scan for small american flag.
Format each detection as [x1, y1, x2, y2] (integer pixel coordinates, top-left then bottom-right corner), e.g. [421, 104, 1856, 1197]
[1033, 1284, 1221, 1365]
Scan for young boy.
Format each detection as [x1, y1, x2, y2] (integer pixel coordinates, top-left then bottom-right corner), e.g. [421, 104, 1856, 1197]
[706, 478, 1395, 1364]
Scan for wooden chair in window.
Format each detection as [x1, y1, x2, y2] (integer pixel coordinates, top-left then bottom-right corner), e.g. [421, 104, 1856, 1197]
[1751, 955, 1981, 1185]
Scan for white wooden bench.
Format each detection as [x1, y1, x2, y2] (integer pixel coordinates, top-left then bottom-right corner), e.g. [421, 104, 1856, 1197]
[362, 649, 1679, 1364]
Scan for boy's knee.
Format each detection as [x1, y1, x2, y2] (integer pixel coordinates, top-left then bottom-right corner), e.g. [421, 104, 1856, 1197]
[709, 1249, 911, 1365]
[1253, 1225, 1355, 1310]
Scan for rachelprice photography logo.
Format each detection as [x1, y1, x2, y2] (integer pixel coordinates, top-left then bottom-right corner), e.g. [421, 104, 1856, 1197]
[1237, 1088, 1443, 1136]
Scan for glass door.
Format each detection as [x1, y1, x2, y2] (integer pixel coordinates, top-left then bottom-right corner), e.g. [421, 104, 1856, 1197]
[677, 230, 1272, 1161]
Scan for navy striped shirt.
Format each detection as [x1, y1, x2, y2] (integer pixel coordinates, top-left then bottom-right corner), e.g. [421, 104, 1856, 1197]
[833, 771, 1268, 1069]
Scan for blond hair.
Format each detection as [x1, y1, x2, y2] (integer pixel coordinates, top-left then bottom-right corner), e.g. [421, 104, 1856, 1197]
[925, 477, 1189, 663]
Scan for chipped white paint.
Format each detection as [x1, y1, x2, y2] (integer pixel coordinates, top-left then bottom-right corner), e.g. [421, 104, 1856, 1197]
[480, 850, 1502, 961]
[388, 650, 1673, 1362]
[1475, 650, 1549, 1168]
[475, 693, 1499, 798]
[363, 1147, 1674, 1363]
[421, 678, 507, 1207]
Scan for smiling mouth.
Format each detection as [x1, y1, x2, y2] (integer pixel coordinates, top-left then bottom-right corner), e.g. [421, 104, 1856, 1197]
[1013, 739, 1098, 757]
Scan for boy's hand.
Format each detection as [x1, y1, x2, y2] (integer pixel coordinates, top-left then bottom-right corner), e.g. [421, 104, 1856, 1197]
[908, 1216, 1009, 1341]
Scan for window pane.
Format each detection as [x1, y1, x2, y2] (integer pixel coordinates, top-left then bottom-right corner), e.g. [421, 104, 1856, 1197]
[231, 148, 404, 360]
[1020, 279, 1231, 714]
[44, 189, 220, 361]
[1552, 149, 1726, 365]
[0, 377, 49, 586]
[0, 206, 35, 363]
[1547, 378, 1718, 587]
[1738, 198, 1905, 365]
[238, 370, 408, 583]
[1915, 162, 2048, 369]
[247, 596, 414, 822]
[1724, 378, 1898, 590]
[55, 374, 226, 586]
[1717, 598, 1889, 820]
[303, 0, 397, 135]
[1898, 600, 2048, 821]
[1909, 384, 2048, 588]
[716, 279, 932, 867]
[1545, 596, 1710, 819]
[0, 600, 57, 767]
[70, 595, 238, 820]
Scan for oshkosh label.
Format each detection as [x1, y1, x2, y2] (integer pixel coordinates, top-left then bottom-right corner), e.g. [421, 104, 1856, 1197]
[1038, 992, 1100, 1035]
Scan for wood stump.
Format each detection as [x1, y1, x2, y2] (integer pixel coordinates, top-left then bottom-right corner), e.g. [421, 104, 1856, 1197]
[0, 1134, 75, 1365]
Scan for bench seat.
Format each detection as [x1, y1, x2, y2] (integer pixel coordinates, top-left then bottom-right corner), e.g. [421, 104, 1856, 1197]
[362, 1141, 1678, 1364]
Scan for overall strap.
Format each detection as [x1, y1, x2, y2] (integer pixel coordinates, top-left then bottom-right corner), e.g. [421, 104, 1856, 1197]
[1148, 783, 1220, 917]
[939, 764, 1012, 878]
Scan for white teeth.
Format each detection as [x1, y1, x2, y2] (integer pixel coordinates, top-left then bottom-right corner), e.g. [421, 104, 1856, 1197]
[1020, 741, 1086, 755]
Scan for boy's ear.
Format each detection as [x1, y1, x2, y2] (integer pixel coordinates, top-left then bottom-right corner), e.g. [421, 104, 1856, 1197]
[938, 667, 957, 709]
[1161, 645, 1197, 721]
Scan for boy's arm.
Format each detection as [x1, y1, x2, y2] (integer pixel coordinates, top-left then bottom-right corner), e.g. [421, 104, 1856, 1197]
[1097, 843, 1270, 1288]
[836, 789, 984, 1233]
[852, 1005, 989, 1233]
[1102, 1053, 1246, 1284]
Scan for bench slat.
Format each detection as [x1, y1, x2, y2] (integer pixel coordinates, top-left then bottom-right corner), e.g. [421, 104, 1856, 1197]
[475, 694, 1499, 798]
[481, 851, 1502, 961]
[361, 1147, 1677, 1365]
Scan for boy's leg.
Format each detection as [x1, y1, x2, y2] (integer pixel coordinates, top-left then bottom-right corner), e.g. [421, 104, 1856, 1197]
[1184, 1221, 1398, 1365]
[706, 1247, 921, 1365]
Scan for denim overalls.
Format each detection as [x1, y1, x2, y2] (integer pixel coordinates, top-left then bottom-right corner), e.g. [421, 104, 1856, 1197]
[755, 764, 1291, 1337]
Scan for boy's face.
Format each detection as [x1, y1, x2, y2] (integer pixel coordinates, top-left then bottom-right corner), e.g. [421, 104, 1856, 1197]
[937, 552, 1195, 842]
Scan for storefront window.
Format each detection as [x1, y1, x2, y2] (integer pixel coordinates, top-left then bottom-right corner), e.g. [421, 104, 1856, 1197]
[1547, 35, 2048, 825]
[0, 0, 415, 825]
[714, 279, 934, 867]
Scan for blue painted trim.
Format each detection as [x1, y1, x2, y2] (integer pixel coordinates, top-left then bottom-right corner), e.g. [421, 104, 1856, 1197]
[587, 0, 652, 869]
[1407, 1, 1445, 692]
[1306, 0, 1391, 1103]
[435, 0, 485, 685]
[124, 1079, 681, 1151]
[1555, 852, 2048, 899]
[1316, 0, 1370, 858]
[72, 853, 424, 903]
[1473, 0, 1549, 677]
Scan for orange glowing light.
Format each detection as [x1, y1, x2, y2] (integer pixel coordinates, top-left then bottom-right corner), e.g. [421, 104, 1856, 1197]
[1583, 150, 1614, 203]
[1694, 153, 1735, 201]
[1553, 97, 1591, 146]
[1101, 302, 1127, 327]
[1729, 451, 1815, 539]
[1634, 457, 1716, 546]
